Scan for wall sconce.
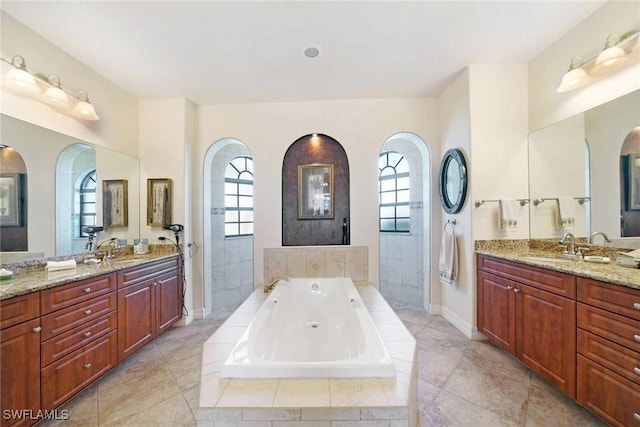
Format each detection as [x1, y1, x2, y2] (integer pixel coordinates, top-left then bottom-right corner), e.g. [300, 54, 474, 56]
[557, 30, 639, 93]
[1, 55, 100, 120]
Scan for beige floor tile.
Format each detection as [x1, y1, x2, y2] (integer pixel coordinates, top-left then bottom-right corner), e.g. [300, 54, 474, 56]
[168, 353, 203, 391]
[443, 356, 530, 424]
[42, 384, 98, 427]
[526, 373, 608, 427]
[415, 345, 462, 388]
[422, 390, 520, 427]
[101, 391, 195, 427]
[463, 339, 530, 382]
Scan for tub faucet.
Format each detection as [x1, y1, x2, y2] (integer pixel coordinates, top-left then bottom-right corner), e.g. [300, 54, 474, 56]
[263, 276, 289, 293]
[589, 231, 611, 245]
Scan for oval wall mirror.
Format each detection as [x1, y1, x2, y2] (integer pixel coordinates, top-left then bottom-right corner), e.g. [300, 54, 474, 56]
[439, 148, 468, 214]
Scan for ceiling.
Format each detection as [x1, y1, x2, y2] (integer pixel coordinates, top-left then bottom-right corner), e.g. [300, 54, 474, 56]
[1, 1, 605, 105]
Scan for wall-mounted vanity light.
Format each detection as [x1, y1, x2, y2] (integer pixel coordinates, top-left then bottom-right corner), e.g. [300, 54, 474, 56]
[557, 30, 639, 93]
[1, 55, 99, 120]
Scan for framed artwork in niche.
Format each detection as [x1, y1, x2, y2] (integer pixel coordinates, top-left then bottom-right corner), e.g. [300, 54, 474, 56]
[298, 163, 334, 219]
[147, 178, 172, 226]
[0, 173, 23, 227]
[629, 154, 640, 210]
[103, 179, 128, 228]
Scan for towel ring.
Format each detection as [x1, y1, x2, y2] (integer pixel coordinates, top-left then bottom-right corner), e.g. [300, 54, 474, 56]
[444, 219, 456, 234]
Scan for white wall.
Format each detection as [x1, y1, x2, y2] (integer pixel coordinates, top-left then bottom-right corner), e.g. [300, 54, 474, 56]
[195, 97, 440, 308]
[528, 1, 640, 131]
[437, 64, 529, 339]
[138, 98, 195, 323]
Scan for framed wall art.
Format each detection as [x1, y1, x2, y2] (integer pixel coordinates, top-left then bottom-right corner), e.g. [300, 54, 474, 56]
[103, 179, 128, 228]
[628, 154, 640, 210]
[298, 163, 334, 219]
[147, 178, 172, 226]
[0, 173, 24, 227]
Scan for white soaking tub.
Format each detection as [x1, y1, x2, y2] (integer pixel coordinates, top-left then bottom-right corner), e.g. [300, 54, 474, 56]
[219, 277, 396, 379]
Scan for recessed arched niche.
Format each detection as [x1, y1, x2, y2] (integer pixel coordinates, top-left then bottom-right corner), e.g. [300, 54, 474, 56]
[282, 134, 350, 246]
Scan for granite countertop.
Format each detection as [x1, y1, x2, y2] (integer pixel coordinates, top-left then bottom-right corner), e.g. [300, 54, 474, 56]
[476, 240, 640, 290]
[0, 252, 180, 301]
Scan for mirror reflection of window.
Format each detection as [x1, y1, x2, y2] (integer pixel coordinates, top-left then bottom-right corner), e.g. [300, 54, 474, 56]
[56, 144, 96, 255]
[620, 127, 640, 237]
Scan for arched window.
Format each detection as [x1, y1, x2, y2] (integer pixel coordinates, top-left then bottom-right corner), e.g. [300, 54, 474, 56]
[225, 156, 254, 236]
[379, 151, 410, 232]
[78, 169, 97, 237]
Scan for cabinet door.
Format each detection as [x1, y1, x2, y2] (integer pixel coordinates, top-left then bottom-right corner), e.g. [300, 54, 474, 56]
[156, 269, 182, 334]
[1, 319, 41, 427]
[516, 283, 576, 397]
[477, 271, 516, 354]
[118, 279, 155, 361]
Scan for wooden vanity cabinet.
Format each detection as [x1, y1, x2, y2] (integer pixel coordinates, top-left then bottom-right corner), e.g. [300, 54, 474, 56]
[477, 254, 577, 397]
[117, 257, 182, 361]
[0, 293, 41, 427]
[576, 277, 640, 427]
[40, 274, 118, 411]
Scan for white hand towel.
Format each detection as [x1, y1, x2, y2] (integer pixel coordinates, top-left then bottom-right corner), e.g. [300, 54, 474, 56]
[499, 199, 518, 231]
[439, 227, 458, 286]
[556, 197, 575, 229]
[46, 260, 77, 272]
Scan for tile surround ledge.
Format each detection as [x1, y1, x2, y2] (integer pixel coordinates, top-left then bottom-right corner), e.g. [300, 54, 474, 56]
[475, 239, 640, 290]
[197, 283, 418, 427]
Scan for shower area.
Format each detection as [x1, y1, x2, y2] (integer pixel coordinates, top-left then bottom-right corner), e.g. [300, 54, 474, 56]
[203, 138, 254, 314]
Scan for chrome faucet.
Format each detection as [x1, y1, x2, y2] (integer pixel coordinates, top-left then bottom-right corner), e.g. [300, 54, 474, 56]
[96, 238, 120, 260]
[558, 232, 580, 258]
[263, 276, 289, 293]
[589, 231, 611, 245]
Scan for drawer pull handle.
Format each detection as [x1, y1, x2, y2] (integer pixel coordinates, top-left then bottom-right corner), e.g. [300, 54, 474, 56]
[635, 303, 640, 311]
[84, 363, 92, 369]
[84, 331, 92, 337]
[634, 413, 640, 422]
[32, 326, 42, 333]
[635, 335, 640, 343]
[513, 288, 521, 293]
[83, 287, 91, 293]
[506, 286, 513, 291]
[84, 309, 92, 315]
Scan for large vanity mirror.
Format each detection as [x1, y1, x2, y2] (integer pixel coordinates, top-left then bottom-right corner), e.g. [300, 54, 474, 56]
[529, 90, 640, 248]
[0, 114, 140, 262]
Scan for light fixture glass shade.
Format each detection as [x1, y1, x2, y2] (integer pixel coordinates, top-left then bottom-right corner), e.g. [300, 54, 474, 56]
[72, 100, 99, 120]
[6, 68, 40, 94]
[593, 46, 628, 72]
[557, 67, 589, 92]
[42, 86, 70, 108]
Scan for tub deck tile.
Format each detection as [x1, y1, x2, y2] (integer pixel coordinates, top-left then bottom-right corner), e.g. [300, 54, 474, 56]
[198, 282, 417, 426]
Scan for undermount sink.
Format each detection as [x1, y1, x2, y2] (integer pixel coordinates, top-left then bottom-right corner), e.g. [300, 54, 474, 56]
[521, 255, 574, 264]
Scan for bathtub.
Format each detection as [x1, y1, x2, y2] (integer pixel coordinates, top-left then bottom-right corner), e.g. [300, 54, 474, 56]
[220, 277, 396, 379]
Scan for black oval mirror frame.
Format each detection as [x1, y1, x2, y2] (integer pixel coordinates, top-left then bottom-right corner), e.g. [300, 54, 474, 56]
[438, 148, 468, 214]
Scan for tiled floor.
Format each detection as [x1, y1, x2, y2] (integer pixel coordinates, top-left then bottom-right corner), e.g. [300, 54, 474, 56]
[40, 303, 608, 427]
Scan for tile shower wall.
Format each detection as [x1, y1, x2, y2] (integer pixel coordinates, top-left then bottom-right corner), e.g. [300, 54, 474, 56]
[264, 246, 368, 284]
[379, 140, 424, 307]
[209, 143, 254, 312]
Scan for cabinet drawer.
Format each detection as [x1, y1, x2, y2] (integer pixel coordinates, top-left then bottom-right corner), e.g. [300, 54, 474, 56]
[41, 311, 117, 367]
[1, 292, 39, 329]
[578, 328, 640, 386]
[41, 292, 117, 340]
[41, 273, 116, 314]
[118, 257, 178, 289]
[477, 255, 576, 298]
[577, 277, 640, 321]
[578, 303, 640, 353]
[41, 330, 117, 410]
[577, 355, 640, 427]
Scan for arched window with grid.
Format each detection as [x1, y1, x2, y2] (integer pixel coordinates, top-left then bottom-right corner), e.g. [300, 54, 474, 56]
[379, 151, 410, 232]
[225, 156, 254, 237]
[78, 169, 97, 237]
